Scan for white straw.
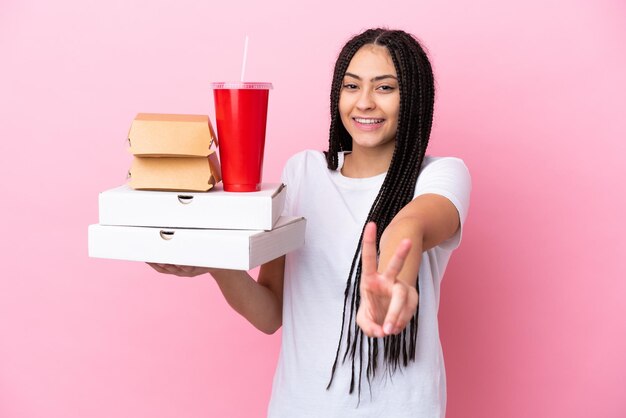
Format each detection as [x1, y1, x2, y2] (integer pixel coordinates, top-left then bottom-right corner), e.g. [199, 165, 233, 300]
[240, 35, 249, 82]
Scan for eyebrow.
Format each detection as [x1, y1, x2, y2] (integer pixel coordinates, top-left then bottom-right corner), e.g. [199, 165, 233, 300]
[344, 72, 398, 82]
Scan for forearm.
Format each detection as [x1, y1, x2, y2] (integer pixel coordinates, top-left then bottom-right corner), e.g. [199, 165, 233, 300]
[380, 217, 425, 287]
[209, 269, 282, 334]
[379, 193, 460, 287]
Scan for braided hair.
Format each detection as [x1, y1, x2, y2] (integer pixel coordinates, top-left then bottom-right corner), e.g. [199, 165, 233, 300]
[325, 28, 435, 400]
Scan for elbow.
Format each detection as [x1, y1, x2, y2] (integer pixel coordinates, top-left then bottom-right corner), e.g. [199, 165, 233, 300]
[260, 322, 282, 335]
[382, 217, 426, 248]
[259, 314, 282, 335]
[262, 327, 281, 335]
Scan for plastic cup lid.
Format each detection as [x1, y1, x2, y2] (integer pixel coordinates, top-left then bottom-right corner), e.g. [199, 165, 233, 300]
[210, 82, 273, 90]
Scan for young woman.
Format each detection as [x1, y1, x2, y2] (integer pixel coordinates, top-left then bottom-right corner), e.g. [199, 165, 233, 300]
[150, 28, 471, 418]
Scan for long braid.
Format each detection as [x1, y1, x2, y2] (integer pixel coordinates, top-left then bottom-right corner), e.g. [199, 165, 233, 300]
[325, 29, 436, 400]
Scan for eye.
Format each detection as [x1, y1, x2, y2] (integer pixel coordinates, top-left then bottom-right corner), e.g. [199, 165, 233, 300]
[377, 85, 396, 92]
[342, 83, 358, 90]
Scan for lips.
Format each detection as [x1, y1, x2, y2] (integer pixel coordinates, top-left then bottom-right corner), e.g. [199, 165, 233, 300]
[352, 117, 385, 131]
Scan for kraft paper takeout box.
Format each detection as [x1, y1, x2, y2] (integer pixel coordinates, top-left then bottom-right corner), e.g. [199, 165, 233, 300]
[99, 183, 286, 231]
[128, 151, 221, 192]
[128, 113, 218, 157]
[88, 216, 306, 270]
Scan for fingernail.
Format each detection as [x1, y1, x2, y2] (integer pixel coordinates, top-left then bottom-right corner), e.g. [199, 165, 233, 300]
[384, 323, 393, 334]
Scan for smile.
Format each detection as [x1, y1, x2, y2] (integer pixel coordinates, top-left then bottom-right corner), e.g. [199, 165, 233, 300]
[352, 117, 385, 131]
[353, 117, 384, 125]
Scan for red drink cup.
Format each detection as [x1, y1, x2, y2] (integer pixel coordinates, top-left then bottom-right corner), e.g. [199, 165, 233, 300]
[210, 82, 273, 192]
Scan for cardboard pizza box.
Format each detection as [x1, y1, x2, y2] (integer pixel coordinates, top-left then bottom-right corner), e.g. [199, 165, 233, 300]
[88, 216, 306, 270]
[99, 183, 286, 231]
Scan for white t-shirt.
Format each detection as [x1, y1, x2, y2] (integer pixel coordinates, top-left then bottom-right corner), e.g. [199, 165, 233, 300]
[268, 150, 471, 418]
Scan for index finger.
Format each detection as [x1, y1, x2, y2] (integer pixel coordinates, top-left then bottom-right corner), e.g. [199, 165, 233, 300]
[361, 222, 378, 277]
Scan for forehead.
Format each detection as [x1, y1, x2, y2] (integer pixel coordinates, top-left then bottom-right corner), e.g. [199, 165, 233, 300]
[345, 44, 396, 76]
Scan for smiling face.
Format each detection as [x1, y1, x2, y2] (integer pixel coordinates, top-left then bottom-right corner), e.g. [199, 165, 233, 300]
[339, 44, 400, 154]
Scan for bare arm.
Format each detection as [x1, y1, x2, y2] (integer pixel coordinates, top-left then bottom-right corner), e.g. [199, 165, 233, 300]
[148, 255, 285, 335]
[211, 256, 285, 334]
[379, 193, 460, 286]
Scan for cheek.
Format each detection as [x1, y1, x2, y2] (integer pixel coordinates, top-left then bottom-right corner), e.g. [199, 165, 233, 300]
[391, 94, 400, 112]
[388, 98, 400, 124]
[338, 94, 349, 115]
[338, 100, 352, 127]
[387, 101, 400, 132]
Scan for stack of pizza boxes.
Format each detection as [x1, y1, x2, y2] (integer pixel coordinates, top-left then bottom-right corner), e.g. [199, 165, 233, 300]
[88, 113, 306, 270]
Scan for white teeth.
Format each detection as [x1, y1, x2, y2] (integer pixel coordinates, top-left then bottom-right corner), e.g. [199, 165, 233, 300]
[354, 118, 383, 124]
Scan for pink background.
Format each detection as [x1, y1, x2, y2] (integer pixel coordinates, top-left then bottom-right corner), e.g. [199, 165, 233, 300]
[1, 0, 625, 417]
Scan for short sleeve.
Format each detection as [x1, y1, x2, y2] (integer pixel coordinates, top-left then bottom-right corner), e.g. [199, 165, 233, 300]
[280, 151, 306, 217]
[414, 157, 472, 251]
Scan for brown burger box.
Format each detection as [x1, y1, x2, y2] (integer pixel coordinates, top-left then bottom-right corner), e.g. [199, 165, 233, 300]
[128, 113, 217, 157]
[128, 151, 221, 192]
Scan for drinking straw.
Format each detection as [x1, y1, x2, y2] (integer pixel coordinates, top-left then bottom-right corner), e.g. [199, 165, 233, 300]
[240, 35, 249, 82]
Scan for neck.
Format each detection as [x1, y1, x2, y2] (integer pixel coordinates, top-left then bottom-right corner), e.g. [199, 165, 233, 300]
[341, 141, 395, 178]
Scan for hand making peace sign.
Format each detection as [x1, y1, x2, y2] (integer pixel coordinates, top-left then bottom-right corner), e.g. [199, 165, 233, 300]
[356, 222, 419, 338]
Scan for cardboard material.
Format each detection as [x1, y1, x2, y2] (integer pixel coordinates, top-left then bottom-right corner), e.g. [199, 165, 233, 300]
[88, 217, 306, 270]
[100, 183, 286, 230]
[129, 151, 221, 192]
[128, 113, 217, 157]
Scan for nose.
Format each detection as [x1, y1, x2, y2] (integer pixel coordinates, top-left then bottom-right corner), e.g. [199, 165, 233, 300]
[356, 89, 375, 111]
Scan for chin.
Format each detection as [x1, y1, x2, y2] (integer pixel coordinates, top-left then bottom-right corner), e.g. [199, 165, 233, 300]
[351, 136, 395, 150]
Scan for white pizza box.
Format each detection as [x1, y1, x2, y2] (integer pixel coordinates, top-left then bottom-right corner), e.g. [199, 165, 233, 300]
[99, 183, 286, 231]
[88, 216, 306, 270]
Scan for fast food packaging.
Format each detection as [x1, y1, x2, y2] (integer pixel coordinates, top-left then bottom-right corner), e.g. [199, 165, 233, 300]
[88, 216, 306, 270]
[128, 151, 221, 192]
[99, 183, 286, 231]
[128, 113, 217, 157]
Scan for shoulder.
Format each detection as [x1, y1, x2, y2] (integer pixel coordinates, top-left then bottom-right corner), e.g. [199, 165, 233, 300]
[414, 155, 472, 239]
[282, 149, 327, 180]
[281, 150, 327, 215]
[416, 156, 472, 194]
[420, 155, 469, 174]
[285, 149, 326, 167]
